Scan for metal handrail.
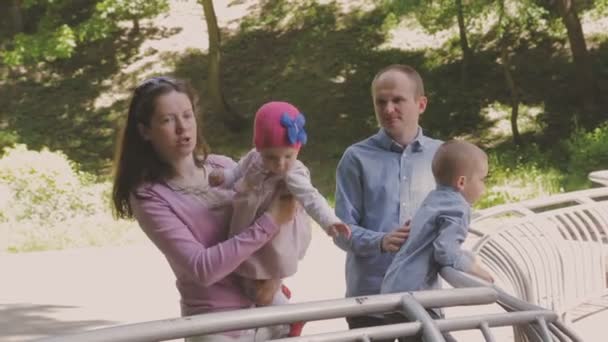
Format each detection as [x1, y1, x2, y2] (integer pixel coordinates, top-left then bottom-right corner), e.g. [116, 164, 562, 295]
[37, 268, 582, 342]
[589, 170, 608, 186]
[38, 286, 497, 342]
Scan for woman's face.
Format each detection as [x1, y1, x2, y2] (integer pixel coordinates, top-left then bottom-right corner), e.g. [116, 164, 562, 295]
[139, 91, 197, 164]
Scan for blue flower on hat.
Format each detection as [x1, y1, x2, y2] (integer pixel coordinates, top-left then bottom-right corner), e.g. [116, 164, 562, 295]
[280, 112, 308, 145]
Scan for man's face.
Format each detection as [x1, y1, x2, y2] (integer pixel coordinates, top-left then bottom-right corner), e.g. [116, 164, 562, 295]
[372, 70, 427, 139]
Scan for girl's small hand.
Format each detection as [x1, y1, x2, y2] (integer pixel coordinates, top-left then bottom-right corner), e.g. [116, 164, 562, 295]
[327, 222, 351, 239]
[208, 170, 225, 187]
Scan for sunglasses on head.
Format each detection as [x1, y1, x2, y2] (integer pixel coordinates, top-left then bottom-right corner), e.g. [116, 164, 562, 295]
[135, 76, 176, 92]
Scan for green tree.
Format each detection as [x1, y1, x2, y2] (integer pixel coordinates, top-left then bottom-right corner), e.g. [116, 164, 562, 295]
[200, 0, 245, 131]
[8, 0, 24, 35]
[1, 0, 169, 67]
[552, 0, 597, 117]
[382, 0, 488, 84]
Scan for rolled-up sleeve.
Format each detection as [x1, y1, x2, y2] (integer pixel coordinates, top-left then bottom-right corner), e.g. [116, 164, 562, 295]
[433, 209, 474, 272]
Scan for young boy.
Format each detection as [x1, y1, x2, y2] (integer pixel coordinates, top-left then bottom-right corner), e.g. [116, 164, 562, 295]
[380, 139, 494, 342]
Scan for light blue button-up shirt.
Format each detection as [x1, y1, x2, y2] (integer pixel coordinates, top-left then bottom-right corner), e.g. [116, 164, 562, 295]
[334, 128, 441, 297]
[381, 186, 475, 295]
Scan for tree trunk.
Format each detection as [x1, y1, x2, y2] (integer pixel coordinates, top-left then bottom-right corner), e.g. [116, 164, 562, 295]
[500, 44, 521, 145]
[554, 0, 597, 118]
[132, 18, 140, 35]
[455, 0, 472, 85]
[200, 0, 244, 131]
[9, 0, 23, 35]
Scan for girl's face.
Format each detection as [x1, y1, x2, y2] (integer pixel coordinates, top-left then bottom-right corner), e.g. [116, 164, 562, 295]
[259, 146, 299, 175]
[138, 91, 197, 165]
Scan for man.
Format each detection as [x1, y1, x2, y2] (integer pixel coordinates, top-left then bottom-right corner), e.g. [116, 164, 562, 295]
[334, 64, 442, 331]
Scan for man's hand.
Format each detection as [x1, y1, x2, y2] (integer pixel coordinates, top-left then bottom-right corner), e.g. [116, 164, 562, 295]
[326, 222, 352, 239]
[381, 221, 411, 253]
[208, 170, 225, 187]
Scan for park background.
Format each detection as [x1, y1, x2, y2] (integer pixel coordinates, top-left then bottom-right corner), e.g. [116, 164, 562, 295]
[1, 1, 607, 340]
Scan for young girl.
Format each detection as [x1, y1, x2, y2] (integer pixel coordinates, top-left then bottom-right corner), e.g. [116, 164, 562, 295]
[209, 101, 351, 309]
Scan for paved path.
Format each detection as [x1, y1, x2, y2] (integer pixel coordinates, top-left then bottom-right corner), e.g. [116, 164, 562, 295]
[1, 232, 604, 341]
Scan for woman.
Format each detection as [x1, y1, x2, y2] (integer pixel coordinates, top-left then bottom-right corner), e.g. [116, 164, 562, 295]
[112, 76, 308, 341]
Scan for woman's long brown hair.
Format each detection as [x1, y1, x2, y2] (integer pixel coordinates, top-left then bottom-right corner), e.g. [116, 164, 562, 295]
[112, 77, 209, 219]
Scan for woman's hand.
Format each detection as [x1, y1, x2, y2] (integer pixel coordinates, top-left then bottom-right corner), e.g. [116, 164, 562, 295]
[267, 193, 297, 225]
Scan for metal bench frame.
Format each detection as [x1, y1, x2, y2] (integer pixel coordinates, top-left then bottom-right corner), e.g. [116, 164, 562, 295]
[471, 186, 608, 325]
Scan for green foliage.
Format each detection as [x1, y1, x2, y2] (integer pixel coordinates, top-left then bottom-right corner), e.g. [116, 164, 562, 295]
[0, 145, 140, 253]
[562, 123, 608, 190]
[96, 0, 169, 22]
[3, 24, 76, 65]
[0, 130, 20, 151]
[380, 0, 491, 34]
[477, 145, 564, 209]
[494, 0, 564, 46]
[1, 0, 169, 66]
[594, 0, 608, 15]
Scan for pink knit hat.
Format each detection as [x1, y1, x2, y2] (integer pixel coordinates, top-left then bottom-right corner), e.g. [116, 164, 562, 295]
[253, 101, 308, 150]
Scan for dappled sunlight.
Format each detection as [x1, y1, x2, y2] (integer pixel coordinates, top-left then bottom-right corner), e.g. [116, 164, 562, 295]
[380, 16, 457, 51]
[475, 101, 545, 145]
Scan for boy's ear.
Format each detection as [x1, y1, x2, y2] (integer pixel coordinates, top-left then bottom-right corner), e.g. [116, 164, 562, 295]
[455, 175, 466, 191]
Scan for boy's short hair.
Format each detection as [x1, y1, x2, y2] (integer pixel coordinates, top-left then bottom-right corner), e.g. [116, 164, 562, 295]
[432, 140, 486, 186]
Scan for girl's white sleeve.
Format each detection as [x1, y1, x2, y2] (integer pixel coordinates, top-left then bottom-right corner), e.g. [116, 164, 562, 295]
[284, 161, 340, 231]
[222, 149, 256, 188]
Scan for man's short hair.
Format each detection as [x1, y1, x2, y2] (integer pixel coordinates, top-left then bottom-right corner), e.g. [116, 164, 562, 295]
[371, 64, 425, 97]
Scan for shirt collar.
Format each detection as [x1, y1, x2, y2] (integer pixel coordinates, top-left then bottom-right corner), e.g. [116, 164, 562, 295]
[435, 184, 458, 192]
[435, 184, 470, 206]
[374, 127, 426, 153]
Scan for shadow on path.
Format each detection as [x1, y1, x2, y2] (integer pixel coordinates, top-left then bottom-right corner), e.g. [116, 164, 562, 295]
[0, 303, 115, 341]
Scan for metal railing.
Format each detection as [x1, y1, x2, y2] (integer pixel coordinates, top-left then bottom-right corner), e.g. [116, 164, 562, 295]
[589, 170, 608, 187]
[39, 268, 581, 342]
[470, 185, 608, 325]
[470, 186, 608, 238]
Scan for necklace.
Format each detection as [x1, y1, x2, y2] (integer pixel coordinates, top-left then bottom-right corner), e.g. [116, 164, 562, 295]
[167, 181, 210, 197]
[166, 169, 232, 206]
[166, 167, 210, 197]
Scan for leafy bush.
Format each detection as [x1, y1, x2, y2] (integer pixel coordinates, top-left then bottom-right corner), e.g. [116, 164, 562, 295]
[562, 123, 608, 190]
[0, 145, 141, 253]
[477, 145, 563, 209]
[2, 0, 169, 66]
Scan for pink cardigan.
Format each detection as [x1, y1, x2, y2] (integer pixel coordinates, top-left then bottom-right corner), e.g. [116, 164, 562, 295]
[130, 155, 306, 316]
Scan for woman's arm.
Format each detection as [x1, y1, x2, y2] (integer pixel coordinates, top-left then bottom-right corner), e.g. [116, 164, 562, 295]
[131, 188, 282, 287]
